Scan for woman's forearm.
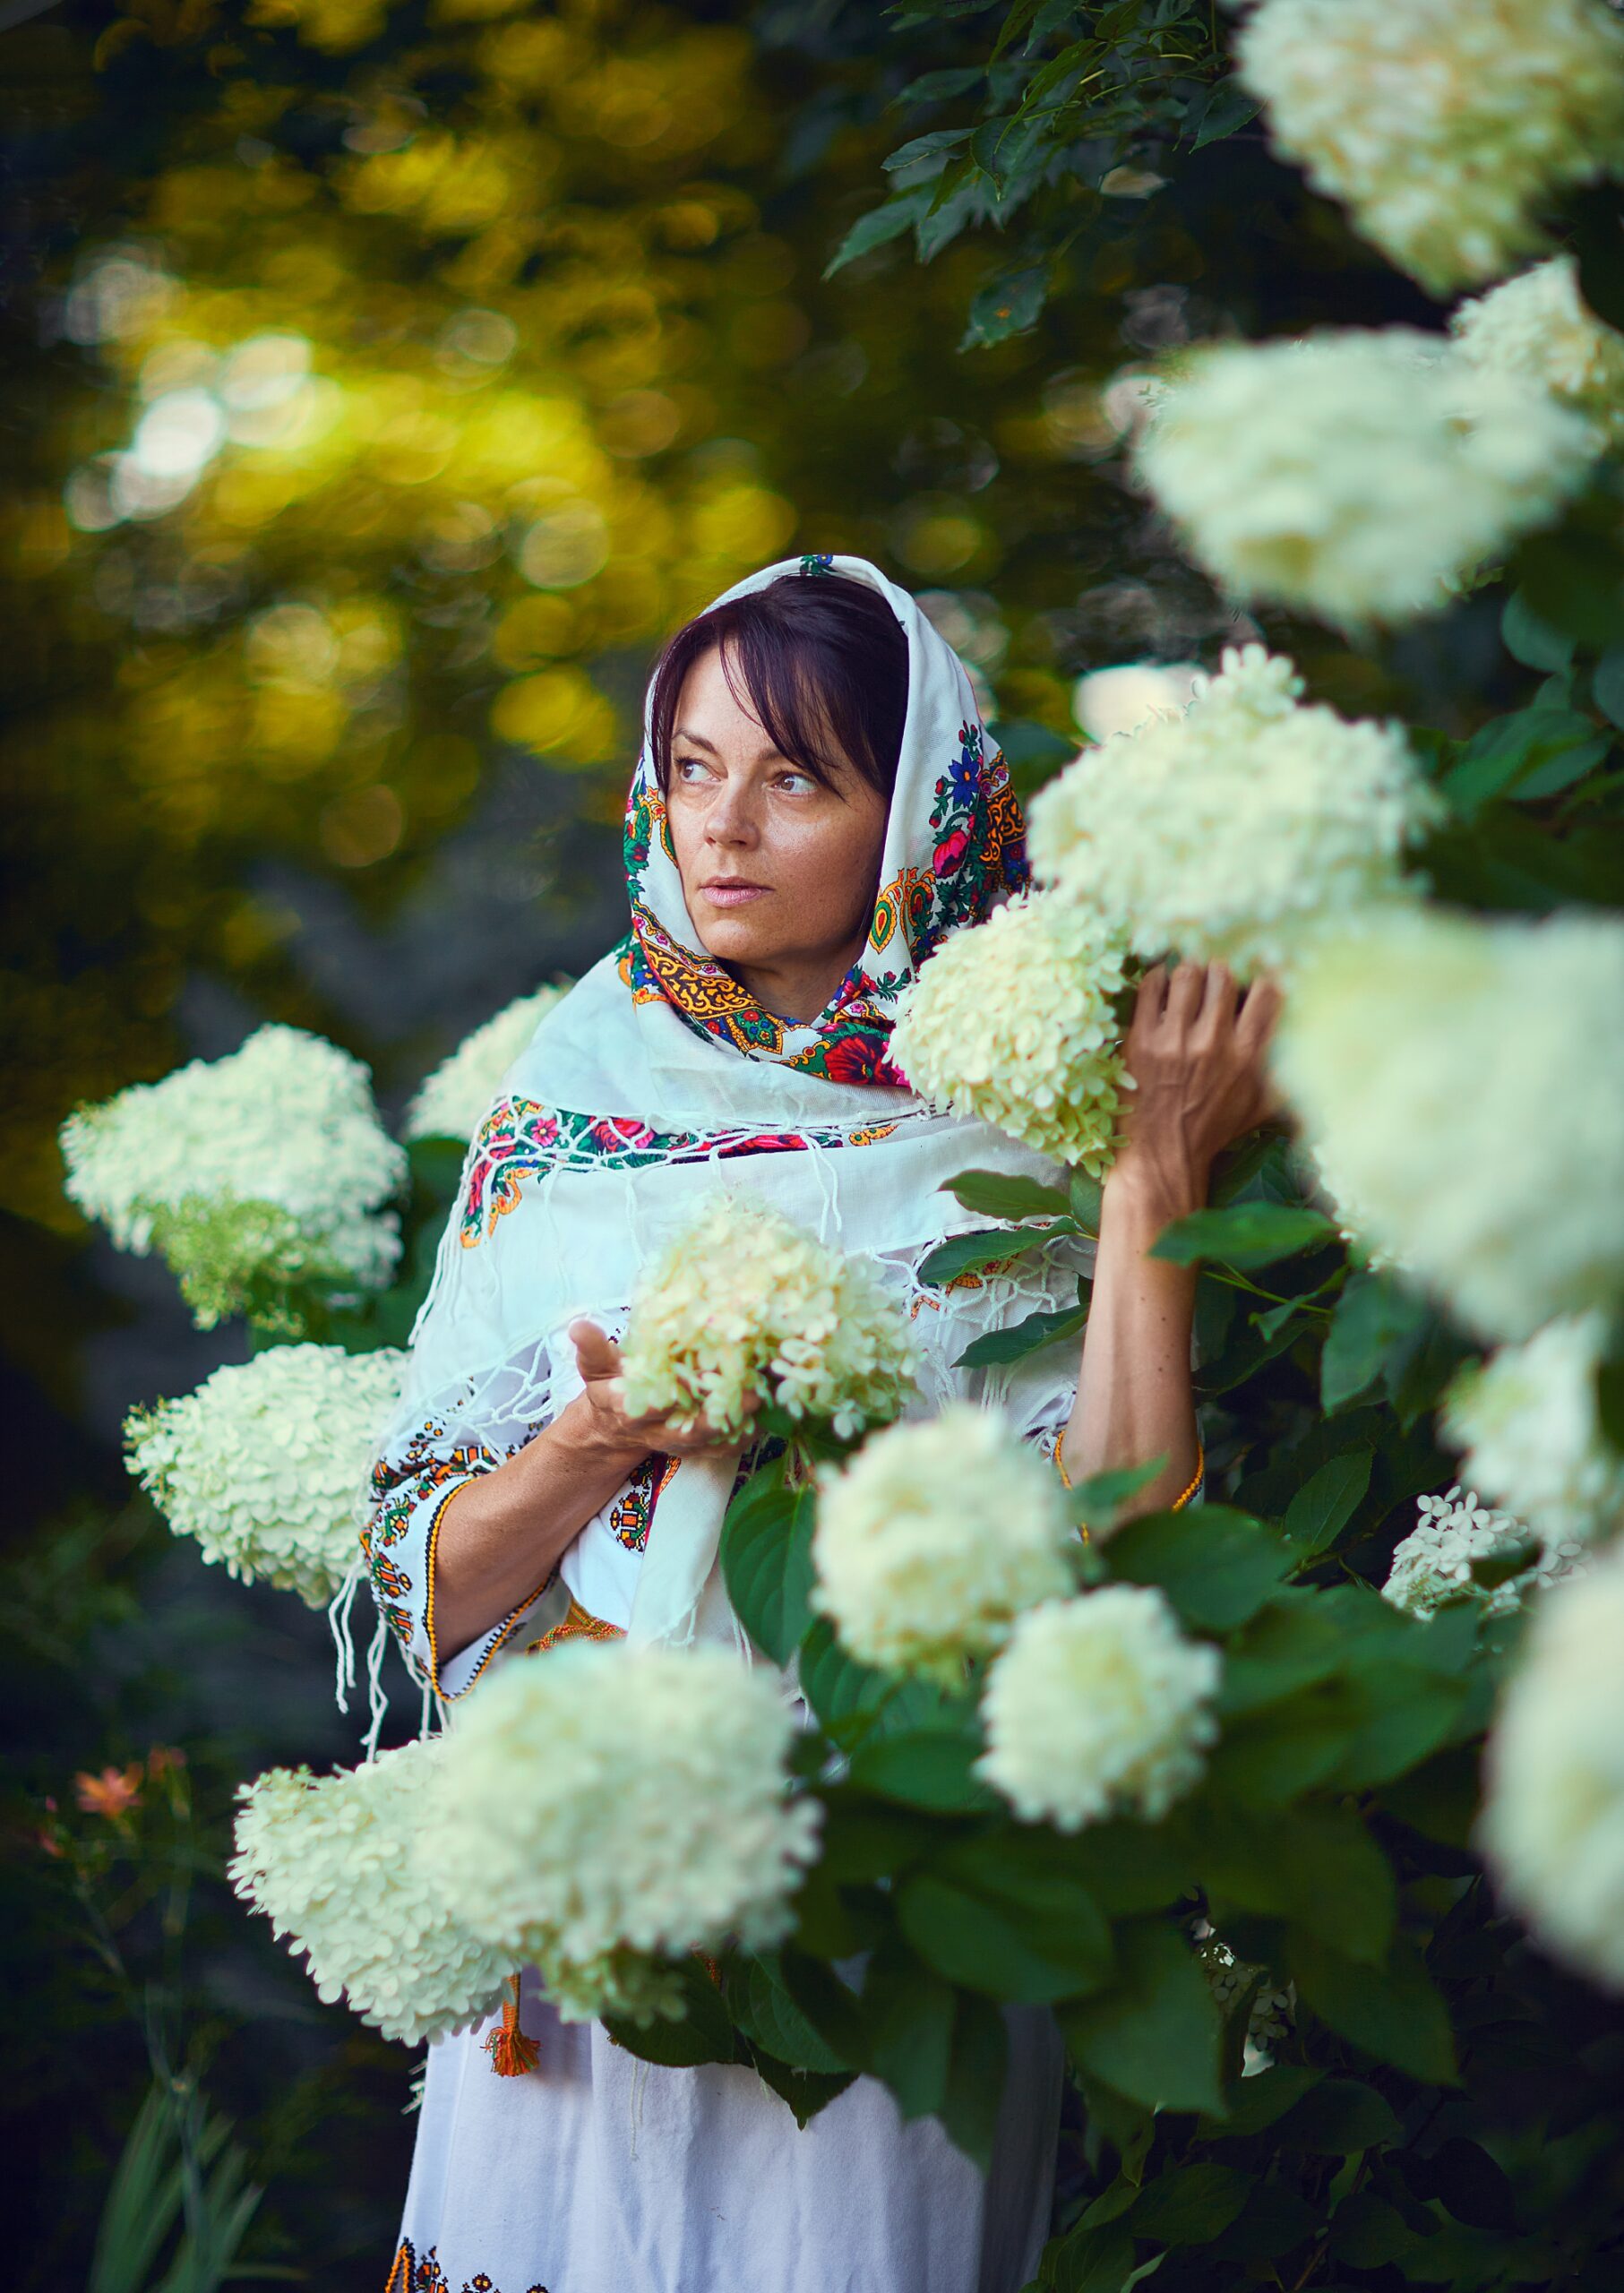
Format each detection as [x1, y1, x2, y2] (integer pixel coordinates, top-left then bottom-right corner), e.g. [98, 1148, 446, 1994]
[430, 1398, 649, 1659]
[1062, 1160, 1204, 1521]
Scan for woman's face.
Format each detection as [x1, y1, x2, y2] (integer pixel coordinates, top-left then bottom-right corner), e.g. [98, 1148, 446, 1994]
[665, 643, 889, 1020]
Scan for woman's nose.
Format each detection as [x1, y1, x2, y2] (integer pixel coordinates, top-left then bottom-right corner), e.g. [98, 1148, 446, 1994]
[705, 779, 759, 847]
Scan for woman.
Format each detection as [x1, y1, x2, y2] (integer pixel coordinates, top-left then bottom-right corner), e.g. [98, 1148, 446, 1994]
[365, 553, 1278, 2293]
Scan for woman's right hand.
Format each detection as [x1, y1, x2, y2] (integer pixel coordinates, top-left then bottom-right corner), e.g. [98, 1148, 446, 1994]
[561, 1318, 758, 1468]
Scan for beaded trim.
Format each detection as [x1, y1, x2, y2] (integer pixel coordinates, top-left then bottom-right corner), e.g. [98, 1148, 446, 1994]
[1054, 1428, 1206, 1544]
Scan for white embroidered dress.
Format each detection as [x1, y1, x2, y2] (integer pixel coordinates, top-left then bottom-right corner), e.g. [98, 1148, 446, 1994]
[364, 556, 1099, 2293]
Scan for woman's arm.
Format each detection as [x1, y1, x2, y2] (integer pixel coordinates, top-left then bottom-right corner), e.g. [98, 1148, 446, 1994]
[430, 1321, 752, 1658]
[1062, 958, 1282, 1524]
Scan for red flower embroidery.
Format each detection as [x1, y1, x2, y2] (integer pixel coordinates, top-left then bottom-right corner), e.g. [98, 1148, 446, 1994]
[932, 828, 970, 878]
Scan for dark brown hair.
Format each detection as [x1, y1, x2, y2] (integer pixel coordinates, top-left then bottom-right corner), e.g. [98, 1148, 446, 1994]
[647, 570, 908, 802]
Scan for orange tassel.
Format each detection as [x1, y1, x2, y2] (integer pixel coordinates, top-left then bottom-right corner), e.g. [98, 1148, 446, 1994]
[484, 1973, 539, 2077]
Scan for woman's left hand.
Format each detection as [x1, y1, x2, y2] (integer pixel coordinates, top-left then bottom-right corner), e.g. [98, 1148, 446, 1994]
[1111, 958, 1284, 1215]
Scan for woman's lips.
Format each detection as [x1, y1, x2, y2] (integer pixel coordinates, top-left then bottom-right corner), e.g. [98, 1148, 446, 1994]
[700, 880, 770, 907]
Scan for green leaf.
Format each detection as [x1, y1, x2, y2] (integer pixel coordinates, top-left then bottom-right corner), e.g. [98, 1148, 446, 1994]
[957, 1301, 1089, 1367]
[962, 262, 1050, 348]
[940, 1991, 1008, 2171]
[795, 1616, 891, 1738]
[1289, 1931, 1458, 2083]
[861, 1936, 956, 2119]
[727, 1954, 851, 2074]
[1190, 76, 1262, 147]
[1036, 2222, 1139, 2293]
[1593, 642, 1624, 730]
[848, 1727, 998, 1814]
[601, 1956, 737, 2067]
[1320, 1271, 1430, 1413]
[1124, 2161, 1250, 2243]
[1283, 1449, 1372, 1559]
[1104, 1506, 1293, 1631]
[1066, 1454, 1165, 1533]
[892, 65, 986, 107]
[1060, 1919, 1224, 2116]
[749, 2048, 857, 2127]
[941, 1167, 1073, 1221]
[1440, 708, 1608, 814]
[1068, 1166, 1104, 1234]
[1468, 1531, 1542, 1590]
[1217, 1596, 1346, 1716]
[1193, 1802, 1396, 1964]
[823, 191, 932, 276]
[897, 1860, 1112, 2004]
[1196, 2061, 1322, 2141]
[1273, 2076, 1404, 2153]
[1565, 180, 1624, 334]
[1413, 2136, 1517, 2233]
[1515, 526, 1624, 649]
[719, 1464, 815, 1665]
[1063, 1817, 1196, 1917]
[882, 126, 975, 172]
[1501, 588, 1575, 673]
[919, 1225, 1068, 1285]
[1329, 2191, 1422, 2268]
[1151, 1203, 1335, 1269]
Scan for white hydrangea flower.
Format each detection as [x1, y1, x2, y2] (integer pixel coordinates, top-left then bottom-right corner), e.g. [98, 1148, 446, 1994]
[125, 1343, 407, 1609]
[1382, 1483, 1585, 1621]
[1132, 330, 1597, 628]
[1274, 908, 1624, 1341]
[618, 1194, 917, 1441]
[61, 1025, 405, 1329]
[1235, 0, 1624, 293]
[1479, 1542, 1624, 1988]
[403, 981, 571, 1144]
[811, 1404, 1075, 1684]
[889, 892, 1131, 1170]
[1030, 642, 1439, 979]
[1194, 1926, 1295, 2075]
[418, 1641, 821, 2017]
[230, 1745, 511, 2046]
[1072, 661, 1203, 744]
[976, 1587, 1221, 1832]
[1450, 257, 1624, 438]
[1443, 1313, 1624, 1545]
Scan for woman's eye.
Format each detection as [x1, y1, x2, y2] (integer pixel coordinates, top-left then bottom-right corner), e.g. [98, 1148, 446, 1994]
[777, 770, 817, 794]
[674, 756, 707, 783]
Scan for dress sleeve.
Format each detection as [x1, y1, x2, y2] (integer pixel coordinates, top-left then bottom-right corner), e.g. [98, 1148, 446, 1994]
[361, 1337, 560, 1701]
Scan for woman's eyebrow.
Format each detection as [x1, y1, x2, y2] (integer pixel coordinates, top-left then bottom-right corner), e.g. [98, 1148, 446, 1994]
[673, 726, 792, 764]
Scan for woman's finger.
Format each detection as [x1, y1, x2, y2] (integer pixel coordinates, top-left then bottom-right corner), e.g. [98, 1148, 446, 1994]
[1164, 958, 1206, 1022]
[570, 1318, 623, 1382]
[1199, 958, 1238, 1034]
[1236, 974, 1285, 1053]
[1138, 961, 1170, 1022]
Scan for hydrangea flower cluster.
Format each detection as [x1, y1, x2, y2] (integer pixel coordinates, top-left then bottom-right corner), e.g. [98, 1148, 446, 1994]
[1029, 643, 1438, 978]
[125, 1342, 408, 1609]
[889, 893, 1131, 1169]
[1235, 0, 1624, 293]
[1382, 1485, 1585, 1622]
[811, 1405, 1074, 1684]
[976, 1586, 1221, 1832]
[1450, 258, 1624, 440]
[1194, 1927, 1295, 2075]
[419, 1641, 821, 2017]
[1132, 331, 1596, 628]
[1443, 1313, 1624, 1546]
[61, 1025, 405, 1329]
[618, 1195, 917, 1440]
[404, 981, 571, 1144]
[230, 1745, 511, 2046]
[1273, 909, 1624, 1340]
[1479, 1544, 1624, 1989]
